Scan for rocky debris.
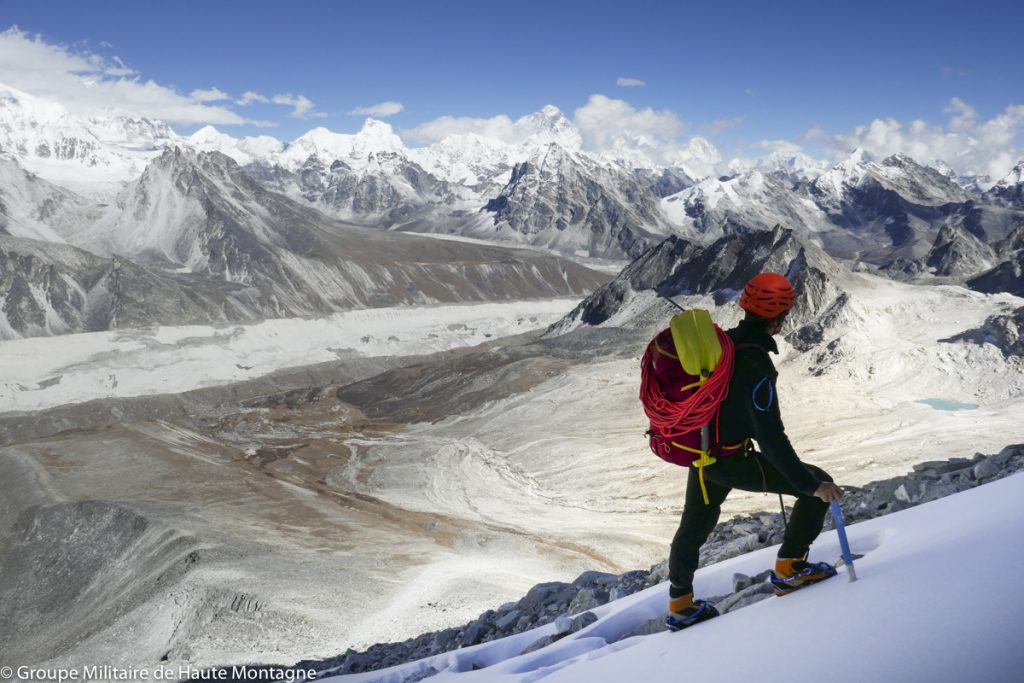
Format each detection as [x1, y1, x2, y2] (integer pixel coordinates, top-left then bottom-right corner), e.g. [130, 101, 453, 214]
[305, 445, 1024, 678]
[520, 612, 598, 655]
[715, 579, 776, 614]
[944, 305, 1024, 357]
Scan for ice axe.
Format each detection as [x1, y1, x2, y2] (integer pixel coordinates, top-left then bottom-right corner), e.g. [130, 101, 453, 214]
[831, 501, 858, 582]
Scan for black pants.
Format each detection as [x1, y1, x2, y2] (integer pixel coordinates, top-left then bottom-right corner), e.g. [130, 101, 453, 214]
[668, 452, 833, 597]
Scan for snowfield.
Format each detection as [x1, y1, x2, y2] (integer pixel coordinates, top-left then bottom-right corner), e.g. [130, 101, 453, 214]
[0, 299, 580, 413]
[334, 471, 1024, 682]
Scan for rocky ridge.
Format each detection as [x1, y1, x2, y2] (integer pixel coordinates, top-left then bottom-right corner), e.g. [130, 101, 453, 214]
[552, 225, 848, 352]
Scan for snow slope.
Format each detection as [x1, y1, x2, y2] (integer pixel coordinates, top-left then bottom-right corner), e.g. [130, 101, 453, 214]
[334, 471, 1024, 682]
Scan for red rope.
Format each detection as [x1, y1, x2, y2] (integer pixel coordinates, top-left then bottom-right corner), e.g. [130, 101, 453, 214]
[639, 326, 734, 440]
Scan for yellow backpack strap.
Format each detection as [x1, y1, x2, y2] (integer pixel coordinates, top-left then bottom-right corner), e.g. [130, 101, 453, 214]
[672, 439, 718, 505]
[695, 452, 717, 505]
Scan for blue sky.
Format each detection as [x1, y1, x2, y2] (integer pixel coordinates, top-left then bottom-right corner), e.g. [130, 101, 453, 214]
[1, 0, 1022, 173]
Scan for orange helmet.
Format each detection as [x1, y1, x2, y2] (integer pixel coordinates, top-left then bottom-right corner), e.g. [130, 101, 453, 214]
[739, 272, 796, 319]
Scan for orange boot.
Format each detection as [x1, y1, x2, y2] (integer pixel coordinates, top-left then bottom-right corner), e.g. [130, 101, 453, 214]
[771, 556, 837, 596]
[666, 592, 719, 631]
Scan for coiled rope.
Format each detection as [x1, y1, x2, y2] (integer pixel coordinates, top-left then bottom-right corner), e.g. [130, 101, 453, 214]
[639, 325, 735, 439]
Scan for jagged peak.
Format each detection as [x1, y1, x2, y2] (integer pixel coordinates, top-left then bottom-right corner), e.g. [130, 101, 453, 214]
[994, 160, 1024, 188]
[846, 147, 872, 164]
[189, 125, 224, 141]
[357, 117, 398, 135]
[882, 152, 922, 167]
[519, 106, 582, 151]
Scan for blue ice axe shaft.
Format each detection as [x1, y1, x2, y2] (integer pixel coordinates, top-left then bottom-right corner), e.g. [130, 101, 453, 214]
[831, 501, 858, 582]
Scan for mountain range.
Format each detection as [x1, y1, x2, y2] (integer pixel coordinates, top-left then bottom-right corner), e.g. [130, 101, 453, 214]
[2, 82, 1023, 340]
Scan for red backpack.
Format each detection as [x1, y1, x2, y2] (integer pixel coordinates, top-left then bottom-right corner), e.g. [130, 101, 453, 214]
[639, 310, 748, 503]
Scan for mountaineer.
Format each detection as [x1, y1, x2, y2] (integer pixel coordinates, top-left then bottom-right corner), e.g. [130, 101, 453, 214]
[639, 272, 845, 631]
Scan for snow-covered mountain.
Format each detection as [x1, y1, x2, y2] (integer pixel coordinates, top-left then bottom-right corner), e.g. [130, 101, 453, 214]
[660, 149, 1024, 270]
[275, 149, 475, 225]
[221, 119, 481, 226]
[988, 161, 1024, 207]
[480, 142, 673, 259]
[0, 83, 173, 194]
[0, 146, 609, 339]
[182, 109, 687, 260]
[662, 169, 832, 243]
[0, 234, 287, 338]
[407, 133, 522, 189]
[276, 120, 407, 172]
[0, 157, 95, 242]
[187, 125, 284, 166]
[726, 150, 828, 180]
[6, 83, 1024, 282]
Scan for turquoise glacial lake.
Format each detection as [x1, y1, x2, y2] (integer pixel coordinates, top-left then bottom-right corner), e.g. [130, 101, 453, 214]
[917, 398, 979, 411]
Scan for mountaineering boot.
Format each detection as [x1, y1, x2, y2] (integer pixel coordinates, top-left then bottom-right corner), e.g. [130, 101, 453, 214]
[770, 557, 838, 596]
[666, 592, 720, 631]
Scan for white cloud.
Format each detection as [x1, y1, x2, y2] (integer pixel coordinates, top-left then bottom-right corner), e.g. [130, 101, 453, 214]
[572, 95, 721, 173]
[190, 87, 231, 102]
[753, 139, 804, 154]
[402, 114, 521, 144]
[798, 125, 826, 143]
[828, 98, 1024, 179]
[349, 101, 404, 117]
[236, 90, 269, 106]
[574, 94, 683, 154]
[272, 93, 326, 119]
[0, 27, 249, 125]
[616, 77, 645, 87]
[700, 117, 744, 136]
[404, 95, 720, 174]
[104, 56, 135, 77]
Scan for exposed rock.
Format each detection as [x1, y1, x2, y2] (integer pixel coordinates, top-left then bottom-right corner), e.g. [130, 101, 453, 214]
[973, 458, 1001, 481]
[923, 223, 996, 277]
[482, 143, 671, 260]
[986, 161, 1024, 208]
[516, 582, 577, 614]
[553, 225, 847, 339]
[944, 306, 1024, 358]
[715, 581, 776, 614]
[967, 252, 1024, 297]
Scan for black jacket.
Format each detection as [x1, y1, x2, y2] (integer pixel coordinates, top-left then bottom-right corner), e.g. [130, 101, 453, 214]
[716, 319, 821, 496]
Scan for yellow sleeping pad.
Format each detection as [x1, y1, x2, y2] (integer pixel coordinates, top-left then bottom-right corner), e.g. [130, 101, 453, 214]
[669, 309, 722, 381]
